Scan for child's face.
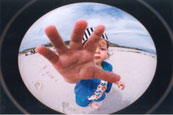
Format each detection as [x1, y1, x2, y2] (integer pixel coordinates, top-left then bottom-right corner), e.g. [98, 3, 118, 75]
[94, 39, 108, 65]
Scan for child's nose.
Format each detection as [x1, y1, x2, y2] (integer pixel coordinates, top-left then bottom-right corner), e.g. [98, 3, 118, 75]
[95, 48, 100, 54]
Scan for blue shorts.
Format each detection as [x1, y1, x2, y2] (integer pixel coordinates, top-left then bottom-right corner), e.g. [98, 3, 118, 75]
[75, 94, 106, 107]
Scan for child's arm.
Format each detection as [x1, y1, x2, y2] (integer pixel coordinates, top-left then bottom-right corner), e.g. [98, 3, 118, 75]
[105, 82, 112, 93]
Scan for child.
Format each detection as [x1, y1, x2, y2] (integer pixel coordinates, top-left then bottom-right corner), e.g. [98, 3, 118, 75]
[74, 27, 125, 109]
[36, 20, 125, 109]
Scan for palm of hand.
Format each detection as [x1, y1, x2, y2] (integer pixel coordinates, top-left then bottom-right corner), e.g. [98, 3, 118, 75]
[54, 50, 96, 83]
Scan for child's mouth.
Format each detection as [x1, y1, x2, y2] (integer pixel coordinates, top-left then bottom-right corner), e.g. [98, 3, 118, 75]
[94, 56, 101, 59]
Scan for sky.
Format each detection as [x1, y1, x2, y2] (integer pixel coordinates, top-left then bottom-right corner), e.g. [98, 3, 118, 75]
[19, 2, 156, 54]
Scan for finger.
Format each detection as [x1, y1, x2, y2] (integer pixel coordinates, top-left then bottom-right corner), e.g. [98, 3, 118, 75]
[36, 45, 59, 64]
[83, 25, 105, 53]
[45, 26, 68, 54]
[70, 20, 88, 50]
[94, 67, 120, 83]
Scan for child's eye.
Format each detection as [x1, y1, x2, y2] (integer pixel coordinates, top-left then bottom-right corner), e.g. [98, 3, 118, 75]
[100, 48, 106, 50]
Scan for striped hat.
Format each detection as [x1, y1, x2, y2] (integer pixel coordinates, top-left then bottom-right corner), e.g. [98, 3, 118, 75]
[83, 27, 108, 43]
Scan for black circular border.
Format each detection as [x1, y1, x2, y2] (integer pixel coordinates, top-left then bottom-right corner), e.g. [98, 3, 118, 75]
[0, 0, 173, 114]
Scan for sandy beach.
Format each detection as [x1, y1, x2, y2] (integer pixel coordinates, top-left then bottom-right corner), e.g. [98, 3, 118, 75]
[18, 47, 157, 114]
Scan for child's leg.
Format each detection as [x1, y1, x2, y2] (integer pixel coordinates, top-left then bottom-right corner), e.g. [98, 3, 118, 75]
[90, 94, 106, 109]
[90, 102, 100, 110]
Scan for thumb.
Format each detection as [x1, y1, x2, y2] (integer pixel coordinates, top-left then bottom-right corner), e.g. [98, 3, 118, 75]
[94, 67, 120, 83]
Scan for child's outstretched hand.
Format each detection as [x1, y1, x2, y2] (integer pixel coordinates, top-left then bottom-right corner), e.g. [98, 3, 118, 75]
[116, 81, 125, 90]
[36, 20, 121, 83]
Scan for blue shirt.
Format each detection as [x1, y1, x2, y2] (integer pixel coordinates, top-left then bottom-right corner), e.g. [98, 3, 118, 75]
[74, 61, 113, 100]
